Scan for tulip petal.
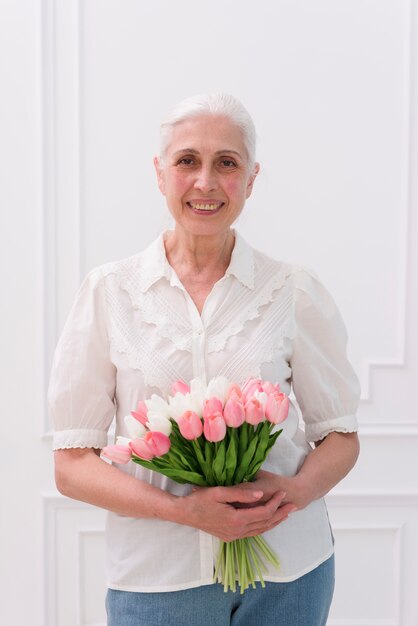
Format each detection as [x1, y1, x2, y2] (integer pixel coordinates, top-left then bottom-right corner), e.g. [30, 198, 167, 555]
[129, 437, 155, 460]
[124, 414, 147, 439]
[145, 431, 171, 456]
[172, 380, 190, 395]
[101, 444, 131, 464]
[146, 414, 173, 436]
[203, 412, 227, 442]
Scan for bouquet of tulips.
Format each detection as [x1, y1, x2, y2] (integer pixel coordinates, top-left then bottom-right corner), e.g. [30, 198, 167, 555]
[102, 377, 289, 593]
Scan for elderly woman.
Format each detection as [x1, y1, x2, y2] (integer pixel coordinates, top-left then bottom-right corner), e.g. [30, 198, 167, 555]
[50, 93, 360, 626]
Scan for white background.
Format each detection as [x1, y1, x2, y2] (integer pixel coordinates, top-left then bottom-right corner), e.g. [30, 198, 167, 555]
[1, 1, 418, 624]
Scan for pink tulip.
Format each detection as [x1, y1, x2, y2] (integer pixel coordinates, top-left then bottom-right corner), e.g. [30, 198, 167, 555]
[242, 378, 281, 403]
[223, 392, 245, 427]
[129, 437, 155, 460]
[261, 381, 280, 395]
[241, 378, 263, 402]
[146, 431, 171, 456]
[130, 431, 171, 460]
[203, 397, 223, 419]
[177, 411, 203, 440]
[203, 412, 227, 442]
[172, 380, 190, 395]
[131, 400, 148, 426]
[226, 383, 243, 400]
[244, 398, 265, 425]
[101, 444, 131, 464]
[265, 392, 289, 424]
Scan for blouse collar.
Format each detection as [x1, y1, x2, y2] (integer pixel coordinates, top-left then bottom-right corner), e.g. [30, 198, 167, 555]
[138, 230, 255, 293]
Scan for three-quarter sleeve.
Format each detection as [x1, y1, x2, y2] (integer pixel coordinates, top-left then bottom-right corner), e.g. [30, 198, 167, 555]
[290, 268, 360, 443]
[48, 268, 116, 450]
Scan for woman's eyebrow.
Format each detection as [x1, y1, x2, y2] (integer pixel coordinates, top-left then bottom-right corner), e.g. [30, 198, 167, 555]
[172, 148, 242, 157]
[172, 149, 199, 156]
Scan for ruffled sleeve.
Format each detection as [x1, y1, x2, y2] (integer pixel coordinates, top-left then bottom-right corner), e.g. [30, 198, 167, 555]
[290, 268, 360, 443]
[48, 268, 116, 450]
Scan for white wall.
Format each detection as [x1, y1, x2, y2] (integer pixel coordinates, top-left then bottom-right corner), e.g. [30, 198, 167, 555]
[1, 1, 418, 624]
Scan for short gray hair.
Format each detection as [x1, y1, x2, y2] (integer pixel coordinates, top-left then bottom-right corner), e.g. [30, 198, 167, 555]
[159, 93, 257, 173]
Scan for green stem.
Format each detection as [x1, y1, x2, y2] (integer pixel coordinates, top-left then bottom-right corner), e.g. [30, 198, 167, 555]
[253, 535, 280, 568]
[247, 538, 266, 589]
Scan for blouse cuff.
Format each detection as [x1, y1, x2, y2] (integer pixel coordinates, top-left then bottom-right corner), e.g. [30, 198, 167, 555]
[52, 428, 109, 450]
[304, 415, 359, 443]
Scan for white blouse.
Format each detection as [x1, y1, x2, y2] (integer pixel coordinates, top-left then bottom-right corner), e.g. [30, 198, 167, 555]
[48, 231, 360, 591]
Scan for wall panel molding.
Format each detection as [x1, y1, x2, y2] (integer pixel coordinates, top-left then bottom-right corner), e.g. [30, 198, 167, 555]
[328, 524, 403, 626]
[42, 492, 106, 626]
[41, 0, 57, 438]
[327, 492, 418, 507]
[77, 528, 106, 626]
[359, 0, 413, 404]
[41, 0, 83, 437]
[358, 423, 418, 436]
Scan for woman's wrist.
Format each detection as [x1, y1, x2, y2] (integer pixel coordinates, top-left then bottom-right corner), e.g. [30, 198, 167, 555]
[286, 473, 314, 509]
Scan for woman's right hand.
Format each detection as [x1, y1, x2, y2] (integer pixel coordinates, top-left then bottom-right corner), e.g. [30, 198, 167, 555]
[178, 485, 297, 542]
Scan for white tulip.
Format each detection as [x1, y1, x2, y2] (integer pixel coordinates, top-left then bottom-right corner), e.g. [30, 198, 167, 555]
[146, 413, 173, 436]
[145, 394, 171, 418]
[189, 378, 207, 406]
[206, 376, 231, 404]
[254, 390, 268, 409]
[124, 414, 147, 439]
[168, 392, 192, 420]
[116, 436, 132, 446]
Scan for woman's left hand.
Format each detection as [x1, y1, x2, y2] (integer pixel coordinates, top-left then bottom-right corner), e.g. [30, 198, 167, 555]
[239, 432, 360, 512]
[239, 469, 310, 511]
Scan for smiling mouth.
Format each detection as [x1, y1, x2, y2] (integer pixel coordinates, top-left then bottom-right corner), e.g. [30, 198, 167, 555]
[187, 201, 224, 212]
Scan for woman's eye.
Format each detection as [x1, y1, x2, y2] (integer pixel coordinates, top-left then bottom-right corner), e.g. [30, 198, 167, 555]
[177, 157, 195, 166]
[220, 159, 237, 168]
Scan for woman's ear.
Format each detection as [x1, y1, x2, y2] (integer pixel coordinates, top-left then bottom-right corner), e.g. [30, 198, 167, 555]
[153, 156, 165, 195]
[246, 162, 260, 199]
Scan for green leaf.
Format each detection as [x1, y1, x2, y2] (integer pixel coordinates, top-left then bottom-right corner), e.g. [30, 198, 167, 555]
[245, 428, 284, 481]
[247, 422, 270, 475]
[238, 422, 249, 464]
[234, 435, 259, 484]
[131, 456, 157, 471]
[154, 467, 208, 486]
[225, 435, 237, 485]
[165, 448, 188, 469]
[204, 441, 216, 485]
[132, 456, 208, 486]
[177, 451, 199, 472]
[191, 439, 208, 476]
[212, 440, 226, 485]
[265, 428, 283, 453]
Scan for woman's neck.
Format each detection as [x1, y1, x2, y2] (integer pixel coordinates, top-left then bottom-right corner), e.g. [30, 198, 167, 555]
[164, 228, 235, 279]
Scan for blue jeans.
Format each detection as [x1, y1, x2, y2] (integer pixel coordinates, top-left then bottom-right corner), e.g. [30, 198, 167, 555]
[106, 554, 335, 626]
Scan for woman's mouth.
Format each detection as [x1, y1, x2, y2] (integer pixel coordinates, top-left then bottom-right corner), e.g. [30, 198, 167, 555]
[187, 201, 224, 214]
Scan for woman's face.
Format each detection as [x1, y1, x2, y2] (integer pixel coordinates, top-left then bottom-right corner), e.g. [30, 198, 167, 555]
[154, 115, 259, 238]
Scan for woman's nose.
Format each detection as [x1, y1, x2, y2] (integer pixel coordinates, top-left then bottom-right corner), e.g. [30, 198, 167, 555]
[193, 167, 218, 193]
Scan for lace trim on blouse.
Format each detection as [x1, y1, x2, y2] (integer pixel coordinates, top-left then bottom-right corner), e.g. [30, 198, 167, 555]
[100, 253, 297, 390]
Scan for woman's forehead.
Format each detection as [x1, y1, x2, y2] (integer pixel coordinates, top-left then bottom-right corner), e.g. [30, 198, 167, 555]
[166, 116, 246, 155]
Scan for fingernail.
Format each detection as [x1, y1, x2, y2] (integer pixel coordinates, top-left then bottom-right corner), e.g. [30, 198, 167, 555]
[288, 506, 298, 514]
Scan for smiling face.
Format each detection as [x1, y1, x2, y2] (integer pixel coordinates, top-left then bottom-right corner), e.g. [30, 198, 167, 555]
[154, 115, 259, 239]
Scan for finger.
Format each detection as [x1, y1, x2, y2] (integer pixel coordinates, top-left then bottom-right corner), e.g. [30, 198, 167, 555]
[216, 486, 265, 505]
[242, 503, 298, 537]
[233, 491, 287, 525]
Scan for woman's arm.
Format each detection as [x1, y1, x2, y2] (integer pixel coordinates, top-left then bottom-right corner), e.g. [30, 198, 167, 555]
[241, 432, 360, 510]
[54, 448, 296, 542]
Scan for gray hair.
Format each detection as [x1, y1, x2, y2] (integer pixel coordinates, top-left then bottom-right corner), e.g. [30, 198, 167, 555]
[159, 93, 257, 173]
